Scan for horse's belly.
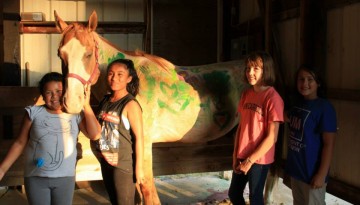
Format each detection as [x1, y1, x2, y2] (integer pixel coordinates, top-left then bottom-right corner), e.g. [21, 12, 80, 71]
[144, 102, 239, 143]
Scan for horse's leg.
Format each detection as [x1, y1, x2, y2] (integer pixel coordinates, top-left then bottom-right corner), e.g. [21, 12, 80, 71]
[151, 178, 161, 205]
[140, 142, 161, 205]
[135, 183, 143, 205]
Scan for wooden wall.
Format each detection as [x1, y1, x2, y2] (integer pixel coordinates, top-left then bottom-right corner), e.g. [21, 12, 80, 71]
[153, 0, 218, 66]
[228, 0, 360, 203]
[326, 3, 360, 189]
[18, 0, 144, 86]
[0, 0, 3, 85]
[1, 0, 21, 86]
[17, 0, 220, 84]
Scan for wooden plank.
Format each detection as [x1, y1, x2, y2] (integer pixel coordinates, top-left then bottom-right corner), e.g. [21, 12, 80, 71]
[0, 86, 40, 109]
[0, 0, 3, 86]
[0, 136, 234, 186]
[143, 0, 152, 54]
[273, 8, 299, 22]
[328, 88, 360, 102]
[19, 21, 146, 34]
[327, 177, 360, 205]
[324, 0, 360, 10]
[3, 12, 21, 21]
[0, 140, 25, 186]
[153, 140, 233, 176]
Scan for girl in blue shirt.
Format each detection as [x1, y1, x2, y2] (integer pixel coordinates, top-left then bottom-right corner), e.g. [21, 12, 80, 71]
[285, 65, 337, 205]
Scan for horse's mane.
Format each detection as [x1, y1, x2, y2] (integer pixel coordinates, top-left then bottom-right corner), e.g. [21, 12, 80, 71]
[97, 35, 174, 72]
[61, 22, 175, 73]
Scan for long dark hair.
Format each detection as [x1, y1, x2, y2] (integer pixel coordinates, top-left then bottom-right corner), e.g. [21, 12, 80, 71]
[107, 58, 140, 96]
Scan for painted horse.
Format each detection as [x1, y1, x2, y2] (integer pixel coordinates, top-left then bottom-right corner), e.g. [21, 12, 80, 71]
[55, 10, 247, 204]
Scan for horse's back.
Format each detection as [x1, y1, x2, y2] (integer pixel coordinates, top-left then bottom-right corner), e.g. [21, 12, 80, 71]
[138, 60, 246, 143]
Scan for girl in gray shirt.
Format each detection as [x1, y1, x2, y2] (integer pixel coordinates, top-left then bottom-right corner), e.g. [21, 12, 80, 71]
[0, 72, 101, 205]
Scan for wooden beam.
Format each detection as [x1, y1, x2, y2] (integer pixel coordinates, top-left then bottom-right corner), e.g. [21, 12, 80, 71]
[0, 137, 234, 186]
[327, 88, 360, 102]
[324, 0, 360, 10]
[143, 0, 152, 53]
[3, 12, 21, 21]
[153, 141, 233, 176]
[272, 0, 299, 21]
[0, 0, 3, 86]
[264, 0, 272, 52]
[0, 87, 39, 110]
[273, 8, 299, 22]
[230, 18, 263, 38]
[327, 177, 360, 205]
[299, 0, 311, 65]
[19, 21, 147, 34]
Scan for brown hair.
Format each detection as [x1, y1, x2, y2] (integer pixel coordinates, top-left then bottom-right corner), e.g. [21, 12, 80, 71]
[243, 51, 276, 86]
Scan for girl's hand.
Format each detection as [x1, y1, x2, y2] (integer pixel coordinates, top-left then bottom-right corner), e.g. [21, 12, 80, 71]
[84, 84, 91, 107]
[136, 168, 145, 185]
[239, 158, 253, 175]
[233, 158, 241, 174]
[311, 173, 326, 189]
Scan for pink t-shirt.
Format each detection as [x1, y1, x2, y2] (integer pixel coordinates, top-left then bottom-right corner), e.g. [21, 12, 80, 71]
[236, 86, 284, 164]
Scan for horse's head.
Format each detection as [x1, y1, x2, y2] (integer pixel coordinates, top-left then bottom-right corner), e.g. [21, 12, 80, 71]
[55, 10, 100, 113]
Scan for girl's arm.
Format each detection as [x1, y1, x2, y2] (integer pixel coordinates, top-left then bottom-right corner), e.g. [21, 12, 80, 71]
[311, 132, 335, 188]
[240, 121, 280, 174]
[126, 100, 144, 184]
[0, 113, 32, 180]
[79, 85, 101, 140]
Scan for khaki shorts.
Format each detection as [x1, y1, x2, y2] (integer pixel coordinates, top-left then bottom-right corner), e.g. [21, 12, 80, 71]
[290, 177, 327, 205]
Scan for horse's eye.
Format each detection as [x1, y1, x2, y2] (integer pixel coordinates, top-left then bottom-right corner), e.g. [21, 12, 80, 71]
[85, 52, 92, 59]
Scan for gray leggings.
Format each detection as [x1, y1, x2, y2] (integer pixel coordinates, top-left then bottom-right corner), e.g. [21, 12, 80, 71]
[24, 176, 75, 205]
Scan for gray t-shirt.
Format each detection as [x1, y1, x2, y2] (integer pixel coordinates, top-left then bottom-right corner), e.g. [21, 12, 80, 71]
[24, 105, 82, 177]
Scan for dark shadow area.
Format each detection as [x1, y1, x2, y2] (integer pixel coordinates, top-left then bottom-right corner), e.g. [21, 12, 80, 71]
[1, 62, 21, 86]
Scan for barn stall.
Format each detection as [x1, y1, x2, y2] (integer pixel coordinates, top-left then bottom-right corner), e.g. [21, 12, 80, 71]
[0, 0, 359, 204]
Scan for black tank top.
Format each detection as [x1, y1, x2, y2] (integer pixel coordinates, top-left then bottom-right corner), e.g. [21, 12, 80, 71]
[90, 94, 138, 172]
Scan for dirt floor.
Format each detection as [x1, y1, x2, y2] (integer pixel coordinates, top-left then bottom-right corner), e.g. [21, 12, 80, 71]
[0, 172, 353, 205]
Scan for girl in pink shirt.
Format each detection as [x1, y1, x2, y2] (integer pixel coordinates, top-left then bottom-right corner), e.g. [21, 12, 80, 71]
[228, 51, 284, 205]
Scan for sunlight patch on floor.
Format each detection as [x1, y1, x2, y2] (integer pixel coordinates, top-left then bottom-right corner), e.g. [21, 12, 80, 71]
[156, 180, 196, 197]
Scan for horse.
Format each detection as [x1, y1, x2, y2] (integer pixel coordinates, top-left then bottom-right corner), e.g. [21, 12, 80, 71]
[54, 10, 247, 204]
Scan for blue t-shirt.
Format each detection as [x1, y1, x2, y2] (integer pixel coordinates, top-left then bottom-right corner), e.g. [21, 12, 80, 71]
[285, 98, 337, 184]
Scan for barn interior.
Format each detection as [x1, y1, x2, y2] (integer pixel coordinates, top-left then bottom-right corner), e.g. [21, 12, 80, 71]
[0, 0, 359, 204]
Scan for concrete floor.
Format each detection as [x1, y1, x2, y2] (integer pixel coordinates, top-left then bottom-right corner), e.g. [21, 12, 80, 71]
[0, 172, 230, 205]
[0, 172, 353, 205]
[0, 183, 111, 205]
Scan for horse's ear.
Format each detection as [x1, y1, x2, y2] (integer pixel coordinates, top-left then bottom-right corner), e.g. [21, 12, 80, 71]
[54, 10, 68, 33]
[88, 10, 98, 32]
